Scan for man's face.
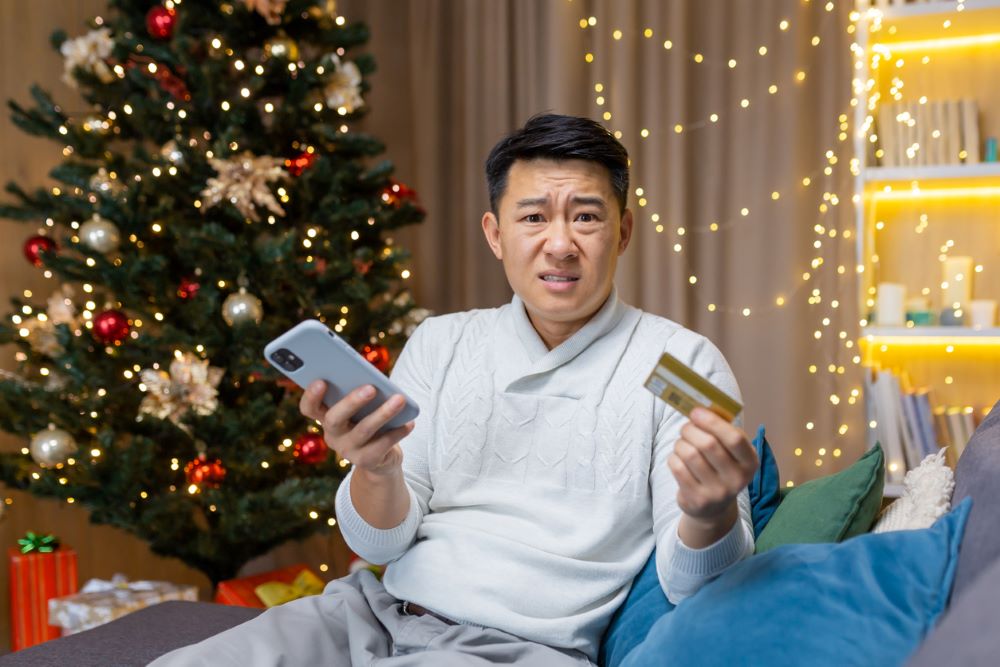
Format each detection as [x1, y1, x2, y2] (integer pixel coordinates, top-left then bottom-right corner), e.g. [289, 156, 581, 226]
[481, 158, 633, 340]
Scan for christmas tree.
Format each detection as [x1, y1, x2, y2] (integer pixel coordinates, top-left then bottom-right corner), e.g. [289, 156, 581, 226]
[0, 0, 426, 584]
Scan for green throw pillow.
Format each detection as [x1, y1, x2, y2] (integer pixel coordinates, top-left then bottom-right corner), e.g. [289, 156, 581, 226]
[755, 443, 885, 553]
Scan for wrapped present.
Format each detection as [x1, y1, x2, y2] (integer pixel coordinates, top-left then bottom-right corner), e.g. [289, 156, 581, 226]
[254, 568, 324, 607]
[215, 564, 324, 608]
[9, 535, 78, 651]
[48, 574, 198, 635]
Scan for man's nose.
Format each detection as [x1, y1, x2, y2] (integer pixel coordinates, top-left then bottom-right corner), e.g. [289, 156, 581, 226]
[543, 221, 577, 259]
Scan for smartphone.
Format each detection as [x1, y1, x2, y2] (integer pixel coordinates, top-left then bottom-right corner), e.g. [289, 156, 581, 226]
[264, 319, 419, 432]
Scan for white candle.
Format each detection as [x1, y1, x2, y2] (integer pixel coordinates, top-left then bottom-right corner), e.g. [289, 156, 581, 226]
[877, 283, 906, 326]
[969, 300, 997, 329]
[942, 256, 974, 308]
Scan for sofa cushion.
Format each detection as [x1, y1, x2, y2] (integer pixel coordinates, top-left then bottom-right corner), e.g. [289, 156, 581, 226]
[950, 399, 1000, 598]
[748, 424, 781, 537]
[755, 443, 884, 553]
[2, 601, 261, 666]
[904, 553, 1000, 667]
[621, 499, 971, 667]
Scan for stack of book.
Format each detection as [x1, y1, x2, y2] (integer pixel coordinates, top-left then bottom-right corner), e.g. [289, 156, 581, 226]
[864, 367, 981, 484]
[875, 99, 979, 167]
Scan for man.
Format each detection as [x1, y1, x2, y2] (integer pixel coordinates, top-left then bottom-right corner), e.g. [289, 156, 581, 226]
[152, 114, 758, 666]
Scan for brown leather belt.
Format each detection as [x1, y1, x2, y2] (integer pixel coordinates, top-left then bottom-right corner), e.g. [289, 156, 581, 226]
[402, 600, 457, 625]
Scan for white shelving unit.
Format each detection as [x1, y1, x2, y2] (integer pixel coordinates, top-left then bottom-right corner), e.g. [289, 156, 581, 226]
[854, 0, 1000, 496]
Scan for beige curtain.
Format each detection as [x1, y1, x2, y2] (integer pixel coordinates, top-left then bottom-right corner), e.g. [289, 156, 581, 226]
[0, 0, 859, 651]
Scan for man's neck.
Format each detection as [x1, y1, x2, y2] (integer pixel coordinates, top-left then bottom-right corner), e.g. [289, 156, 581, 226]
[525, 293, 613, 351]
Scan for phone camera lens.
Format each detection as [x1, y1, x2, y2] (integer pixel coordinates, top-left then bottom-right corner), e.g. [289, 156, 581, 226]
[271, 348, 303, 372]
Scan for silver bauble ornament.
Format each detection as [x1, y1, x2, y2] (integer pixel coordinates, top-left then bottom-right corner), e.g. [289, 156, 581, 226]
[79, 215, 120, 253]
[30, 425, 77, 467]
[222, 288, 263, 326]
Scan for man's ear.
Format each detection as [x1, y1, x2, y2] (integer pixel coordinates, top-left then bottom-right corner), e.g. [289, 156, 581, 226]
[482, 211, 503, 260]
[618, 208, 634, 255]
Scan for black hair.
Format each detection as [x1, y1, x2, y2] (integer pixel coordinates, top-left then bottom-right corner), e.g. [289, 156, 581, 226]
[484, 113, 630, 215]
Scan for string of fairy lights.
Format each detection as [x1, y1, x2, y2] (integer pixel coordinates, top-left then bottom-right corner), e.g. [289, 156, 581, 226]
[572, 0, 867, 479]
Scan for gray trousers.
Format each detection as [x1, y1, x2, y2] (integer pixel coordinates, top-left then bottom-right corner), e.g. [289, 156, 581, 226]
[148, 569, 595, 666]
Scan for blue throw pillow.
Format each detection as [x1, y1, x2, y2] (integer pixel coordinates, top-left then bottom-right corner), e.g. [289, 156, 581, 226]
[600, 424, 779, 667]
[749, 424, 781, 537]
[599, 551, 675, 667]
[621, 498, 972, 667]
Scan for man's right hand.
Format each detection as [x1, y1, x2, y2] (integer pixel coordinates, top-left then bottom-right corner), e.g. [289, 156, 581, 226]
[298, 380, 415, 478]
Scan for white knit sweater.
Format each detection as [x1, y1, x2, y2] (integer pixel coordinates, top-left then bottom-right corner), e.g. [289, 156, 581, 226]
[335, 287, 754, 661]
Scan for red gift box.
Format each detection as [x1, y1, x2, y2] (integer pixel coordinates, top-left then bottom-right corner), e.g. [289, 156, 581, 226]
[8, 546, 78, 651]
[214, 564, 316, 608]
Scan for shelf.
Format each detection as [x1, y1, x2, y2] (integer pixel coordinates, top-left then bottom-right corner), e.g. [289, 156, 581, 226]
[864, 162, 1000, 183]
[864, 326, 1000, 337]
[872, 0, 1000, 44]
[876, 0, 1000, 21]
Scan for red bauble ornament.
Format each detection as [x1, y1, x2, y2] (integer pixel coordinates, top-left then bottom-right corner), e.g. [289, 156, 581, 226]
[362, 344, 390, 373]
[92, 310, 131, 344]
[293, 433, 329, 465]
[352, 258, 372, 275]
[177, 277, 200, 300]
[146, 6, 177, 40]
[23, 236, 57, 267]
[284, 151, 317, 176]
[380, 179, 419, 207]
[185, 454, 226, 488]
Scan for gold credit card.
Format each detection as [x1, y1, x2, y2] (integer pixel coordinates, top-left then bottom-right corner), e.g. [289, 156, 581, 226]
[644, 351, 742, 422]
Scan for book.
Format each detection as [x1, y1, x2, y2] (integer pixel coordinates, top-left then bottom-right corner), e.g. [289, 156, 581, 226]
[928, 100, 945, 165]
[872, 370, 908, 484]
[913, 390, 939, 457]
[877, 103, 897, 167]
[945, 99, 963, 164]
[960, 98, 980, 163]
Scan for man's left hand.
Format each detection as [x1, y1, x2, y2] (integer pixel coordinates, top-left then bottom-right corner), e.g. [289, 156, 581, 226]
[667, 407, 758, 547]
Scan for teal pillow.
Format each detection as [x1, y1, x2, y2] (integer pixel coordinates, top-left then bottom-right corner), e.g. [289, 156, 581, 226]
[621, 498, 972, 667]
[748, 424, 780, 537]
[755, 443, 885, 553]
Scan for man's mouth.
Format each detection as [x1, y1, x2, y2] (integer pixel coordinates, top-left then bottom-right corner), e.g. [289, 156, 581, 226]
[540, 273, 580, 283]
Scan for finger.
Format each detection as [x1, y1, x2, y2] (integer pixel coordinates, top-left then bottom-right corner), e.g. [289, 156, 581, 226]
[322, 385, 379, 435]
[350, 394, 408, 443]
[299, 380, 329, 421]
[350, 423, 414, 469]
[673, 438, 717, 486]
[680, 422, 740, 477]
[667, 451, 700, 490]
[690, 408, 757, 468]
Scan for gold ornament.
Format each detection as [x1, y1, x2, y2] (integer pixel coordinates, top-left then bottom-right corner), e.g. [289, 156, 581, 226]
[200, 152, 288, 221]
[30, 425, 77, 467]
[79, 214, 120, 253]
[243, 0, 288, 25]
[222, 288, 264, 326]
[139, 353, 224, 426]
[264, 33, 300, 61]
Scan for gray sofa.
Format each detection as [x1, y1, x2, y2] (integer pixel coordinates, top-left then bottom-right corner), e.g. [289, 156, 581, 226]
[4, 401, 1000, 666]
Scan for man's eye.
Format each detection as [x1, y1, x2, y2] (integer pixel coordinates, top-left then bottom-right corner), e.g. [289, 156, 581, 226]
[576, 213, 600, 222]
[523, 214, 545, 223]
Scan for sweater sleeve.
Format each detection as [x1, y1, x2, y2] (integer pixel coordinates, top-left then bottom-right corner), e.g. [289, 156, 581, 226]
[648, 334, 755, 605]
[334, 319, 437, 565]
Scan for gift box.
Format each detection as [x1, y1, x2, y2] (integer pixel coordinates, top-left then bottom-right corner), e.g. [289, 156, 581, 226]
[48, 574, 198, 635]
[215, 564, 324, 608]
[9, 543, 78, 651]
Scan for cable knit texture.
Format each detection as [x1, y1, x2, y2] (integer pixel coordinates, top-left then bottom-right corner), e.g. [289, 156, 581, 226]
[872, 449, 955, 534]
[334, 287, 754, 661]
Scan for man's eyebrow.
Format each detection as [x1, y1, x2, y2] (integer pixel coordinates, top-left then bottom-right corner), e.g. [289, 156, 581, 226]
[515, 197, 548, 209]
[571, 196, 607, 210]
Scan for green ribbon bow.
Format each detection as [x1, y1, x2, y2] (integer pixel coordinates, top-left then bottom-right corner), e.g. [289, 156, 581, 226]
[17, 532, 60, 554]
